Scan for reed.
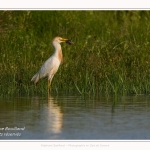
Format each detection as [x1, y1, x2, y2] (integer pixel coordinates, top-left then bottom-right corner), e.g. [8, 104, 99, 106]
[1, 11, 150, 96]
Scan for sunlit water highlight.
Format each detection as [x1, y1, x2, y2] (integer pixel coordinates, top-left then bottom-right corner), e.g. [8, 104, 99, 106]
[0, 94, 150, 140]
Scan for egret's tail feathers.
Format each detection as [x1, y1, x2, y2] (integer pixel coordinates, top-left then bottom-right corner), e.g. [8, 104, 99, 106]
[31, 73, 40, 84]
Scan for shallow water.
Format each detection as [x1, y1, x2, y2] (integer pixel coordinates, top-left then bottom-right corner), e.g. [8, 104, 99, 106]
[0, 94, 150, 140]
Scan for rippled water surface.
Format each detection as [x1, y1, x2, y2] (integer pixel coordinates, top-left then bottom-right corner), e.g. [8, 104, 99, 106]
[0, 94, 150, 140]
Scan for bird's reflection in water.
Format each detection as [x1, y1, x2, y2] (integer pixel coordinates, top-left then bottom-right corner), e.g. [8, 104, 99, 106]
[46, 94, 63, 134]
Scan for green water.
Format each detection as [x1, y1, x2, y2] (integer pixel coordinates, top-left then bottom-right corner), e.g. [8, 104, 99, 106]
[0, 94, 150, 139]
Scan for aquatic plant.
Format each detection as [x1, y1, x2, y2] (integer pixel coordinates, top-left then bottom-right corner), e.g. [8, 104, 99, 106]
[1, 11, 150, 96]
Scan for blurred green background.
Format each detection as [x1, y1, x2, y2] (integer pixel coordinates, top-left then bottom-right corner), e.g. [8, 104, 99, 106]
[1, 11, 150, 96]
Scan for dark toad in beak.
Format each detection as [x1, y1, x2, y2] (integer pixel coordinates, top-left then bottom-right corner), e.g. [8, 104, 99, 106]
[66, 39, 74, 45]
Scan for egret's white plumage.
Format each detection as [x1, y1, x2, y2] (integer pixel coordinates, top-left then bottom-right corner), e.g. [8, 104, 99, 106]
[31, 36, 73, 90]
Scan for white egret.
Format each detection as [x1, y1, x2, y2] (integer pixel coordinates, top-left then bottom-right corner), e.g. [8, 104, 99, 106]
[31, 36, 73, 91]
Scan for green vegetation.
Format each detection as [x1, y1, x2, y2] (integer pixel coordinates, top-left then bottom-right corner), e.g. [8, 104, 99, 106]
[1, 10, 150, 96]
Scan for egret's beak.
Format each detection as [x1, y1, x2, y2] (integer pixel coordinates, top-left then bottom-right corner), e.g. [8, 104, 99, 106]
[60, 38, 68, 42]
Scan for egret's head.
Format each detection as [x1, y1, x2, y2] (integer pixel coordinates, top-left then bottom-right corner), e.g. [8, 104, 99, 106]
[53, 37, 74, 45]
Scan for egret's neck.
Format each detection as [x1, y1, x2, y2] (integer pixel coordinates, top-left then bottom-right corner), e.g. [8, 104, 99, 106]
[52, 42, 63, 63]
[53, 42, 61, 51]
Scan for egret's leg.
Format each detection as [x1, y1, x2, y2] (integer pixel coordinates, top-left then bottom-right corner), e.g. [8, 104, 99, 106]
[48, 75, 54, 94]
[48, 80, 51, 93]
